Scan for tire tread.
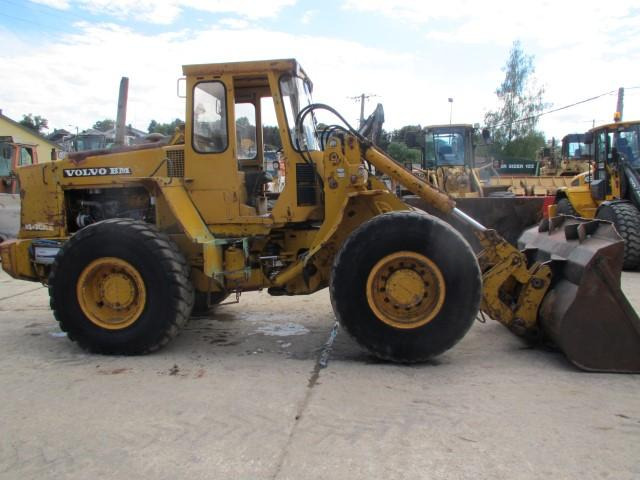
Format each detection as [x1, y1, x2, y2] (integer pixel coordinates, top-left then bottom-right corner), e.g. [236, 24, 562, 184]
[49, 219, 194, 354]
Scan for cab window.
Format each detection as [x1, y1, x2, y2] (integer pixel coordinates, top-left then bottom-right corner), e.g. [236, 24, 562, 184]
[0, 143, 12, 175]
[279, 75, 319, 151]
[19, 147, 33, 166]
[235, 102, 257, 160]
[595, 132, 607, 164]
[192, 81, 227, 153]
[425, 131, 465, 166]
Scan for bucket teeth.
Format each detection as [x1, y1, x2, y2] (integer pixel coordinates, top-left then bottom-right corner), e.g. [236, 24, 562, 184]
[519, 216, 640, 373]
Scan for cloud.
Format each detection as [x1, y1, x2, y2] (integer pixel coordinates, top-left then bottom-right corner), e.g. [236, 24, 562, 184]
[343, 0, 639, 48]
[300, 9, 317, 25]
[30, 0, 71, 9]
[218, 18, 250, 29]
[340, 0, 640, 136]
[34, 0, 298, 24]
[2, 3, 639, 138]
[0, 22, 420, 133]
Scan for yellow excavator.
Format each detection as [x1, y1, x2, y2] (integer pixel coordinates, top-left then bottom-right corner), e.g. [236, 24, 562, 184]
[1, 59, 639, 372]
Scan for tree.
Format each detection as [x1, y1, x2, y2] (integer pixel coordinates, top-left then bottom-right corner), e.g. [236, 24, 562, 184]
[377, 129, 391, 151]
[484, 41, 547, 159]
[387, 141, 422, 166]
[148, 118, 184, 136]
[19, 114, 48, 134]
[263, 125, 282, 150]
[387, 125, 422, 146]
[92, 119, 115, 132]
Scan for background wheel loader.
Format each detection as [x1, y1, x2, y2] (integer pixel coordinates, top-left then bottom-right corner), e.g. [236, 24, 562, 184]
[554, 121, 640, 270]
[1, 59, 639, 372]
[402, 124, 548, 247]
[539, 133, 591, 177]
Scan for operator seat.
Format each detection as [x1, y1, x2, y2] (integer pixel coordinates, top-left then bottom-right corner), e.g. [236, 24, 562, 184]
[244, 169, 273, 207]
[438, 145, 453, 164]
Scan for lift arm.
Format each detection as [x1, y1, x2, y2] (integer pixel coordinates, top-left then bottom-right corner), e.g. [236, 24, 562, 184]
[362, 142, 550, 335]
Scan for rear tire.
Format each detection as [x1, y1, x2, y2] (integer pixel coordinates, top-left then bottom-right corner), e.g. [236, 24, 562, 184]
[49, 219, 194, 354]
[330, 211, 481, 363]
[556, 198, 577, 216]
[596, 202, 640, 270]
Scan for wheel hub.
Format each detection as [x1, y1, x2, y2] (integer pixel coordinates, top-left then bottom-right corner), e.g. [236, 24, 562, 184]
[100, 273, 137, 310]
[77, 257, 147, 330]
[366, 251, 446, 329]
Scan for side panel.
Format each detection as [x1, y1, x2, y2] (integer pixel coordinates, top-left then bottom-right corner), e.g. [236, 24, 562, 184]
[18, 163, 65, 238]
[565, 186, 598, 218]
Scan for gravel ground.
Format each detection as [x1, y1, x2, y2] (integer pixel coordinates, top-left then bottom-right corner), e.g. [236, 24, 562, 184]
[0, 268, 639, 480]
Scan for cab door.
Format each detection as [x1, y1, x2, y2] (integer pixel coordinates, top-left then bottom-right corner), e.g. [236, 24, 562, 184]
[184, 75, 244, 223]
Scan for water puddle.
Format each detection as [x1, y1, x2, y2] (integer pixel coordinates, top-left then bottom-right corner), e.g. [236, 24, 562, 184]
[254, 322, 310, 337]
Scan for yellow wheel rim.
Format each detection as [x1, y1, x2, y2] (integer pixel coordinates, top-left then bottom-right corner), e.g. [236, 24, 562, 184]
[76, 257, 147, 330]
[366, 251, 446, 329]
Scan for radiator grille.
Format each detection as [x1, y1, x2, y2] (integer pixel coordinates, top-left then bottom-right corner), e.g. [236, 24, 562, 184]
[166, 149, 185, 177]
[296, 163, 317, 206]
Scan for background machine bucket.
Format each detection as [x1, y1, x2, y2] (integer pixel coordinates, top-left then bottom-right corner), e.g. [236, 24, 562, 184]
[518, 216, 640, 372]
[405, 195, 546, 251]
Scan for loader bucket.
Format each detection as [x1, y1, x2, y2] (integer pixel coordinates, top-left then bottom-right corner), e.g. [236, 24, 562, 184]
[518, 216, 640, 373]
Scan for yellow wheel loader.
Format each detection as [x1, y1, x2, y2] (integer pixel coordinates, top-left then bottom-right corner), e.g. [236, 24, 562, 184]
[540, 133, 591, 177]
[1, 59, 639, 372]
[554, 121, 640, 270]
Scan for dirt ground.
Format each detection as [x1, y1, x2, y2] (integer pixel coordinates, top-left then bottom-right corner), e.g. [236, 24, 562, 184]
[0, 268, 639, 480]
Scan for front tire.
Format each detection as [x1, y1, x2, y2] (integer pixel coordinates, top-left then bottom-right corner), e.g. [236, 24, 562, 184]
[596, 202, 640, 270]
[49, 219, 194, 354]
[330, 211, 481, 363]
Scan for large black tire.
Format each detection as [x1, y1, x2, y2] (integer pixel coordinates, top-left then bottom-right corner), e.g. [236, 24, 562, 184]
[596, 202, 640, 270]
[556, 198, 577, 216]
[192, 290, 230, 316]
[330, 211, 482, 363]
[49, 219, 194, 354]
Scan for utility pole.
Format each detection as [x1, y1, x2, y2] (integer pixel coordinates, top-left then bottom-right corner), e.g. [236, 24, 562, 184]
[614, 87, 624, 122]
[448, 98, 454, 125]
[115, 77, 129, 146]
[348, 93, 378, 127]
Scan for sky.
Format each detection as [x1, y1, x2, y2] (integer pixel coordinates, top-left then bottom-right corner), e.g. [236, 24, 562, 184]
[0, 0, 639, 141]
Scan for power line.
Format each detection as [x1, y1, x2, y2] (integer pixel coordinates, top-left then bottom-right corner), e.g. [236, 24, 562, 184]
[491, 89, 617, 128]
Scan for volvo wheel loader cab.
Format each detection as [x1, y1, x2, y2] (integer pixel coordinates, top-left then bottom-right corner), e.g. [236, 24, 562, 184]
[555, 121, 640, 269]
[2, 59, 639, 372]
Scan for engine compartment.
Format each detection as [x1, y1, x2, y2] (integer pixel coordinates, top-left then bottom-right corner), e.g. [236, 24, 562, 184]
[65, 187, 155, 233]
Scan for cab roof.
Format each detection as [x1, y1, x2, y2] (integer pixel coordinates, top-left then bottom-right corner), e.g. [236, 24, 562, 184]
[182, 58, 309, 81]
[589, 120, 640, 132]
[425, 124, 475, 131]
